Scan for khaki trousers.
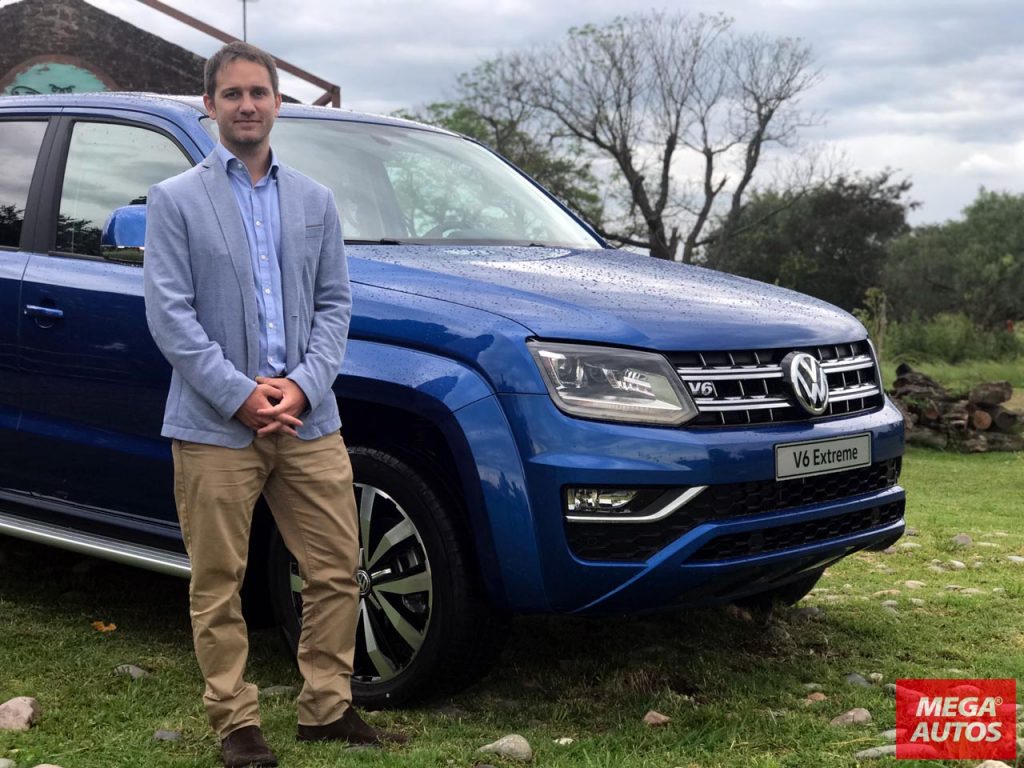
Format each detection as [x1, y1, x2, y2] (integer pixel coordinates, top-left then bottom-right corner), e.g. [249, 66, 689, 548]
[172, 432, 359, 737]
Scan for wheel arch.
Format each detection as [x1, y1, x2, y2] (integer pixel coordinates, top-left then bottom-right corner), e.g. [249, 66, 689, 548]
[329, 340, 537, 609]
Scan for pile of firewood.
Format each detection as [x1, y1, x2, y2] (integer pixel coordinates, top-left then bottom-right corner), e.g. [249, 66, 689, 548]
[889, 365, 1023, 452]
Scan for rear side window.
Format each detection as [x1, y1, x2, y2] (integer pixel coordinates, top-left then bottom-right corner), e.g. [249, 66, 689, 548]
[0, 121, 47, 248]
[56, 121, 191, 259]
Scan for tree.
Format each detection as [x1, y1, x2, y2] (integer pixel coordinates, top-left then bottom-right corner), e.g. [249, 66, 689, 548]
[397, 59, 604, 229]
[433, 12, 821, 260]
[703, 171, 915, 311]
[884, 189, 1024, 327]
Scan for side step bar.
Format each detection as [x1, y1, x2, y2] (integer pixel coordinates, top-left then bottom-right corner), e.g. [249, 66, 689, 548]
[0, 510, 191, 578]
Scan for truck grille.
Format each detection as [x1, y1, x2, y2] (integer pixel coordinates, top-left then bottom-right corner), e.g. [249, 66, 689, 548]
[565, 458, 901, 562]
[688, 500, 905, 562]
[669, 341, 884, 427]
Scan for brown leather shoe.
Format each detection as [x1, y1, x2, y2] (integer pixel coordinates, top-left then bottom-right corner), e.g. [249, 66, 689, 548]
[297, 707, 408, 745]
[221, 725, 279, 767]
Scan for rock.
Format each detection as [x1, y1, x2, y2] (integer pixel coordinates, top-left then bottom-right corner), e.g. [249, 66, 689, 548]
[790, 606, 824, 621]
[114, 664, 149, 680]
[1007, 556, 1024, 564]
[643, 710, 671, 727]
[0, 759, 15, 768]
[910, 598, 925, 606]
[952, 533, 973, 546]
[803, 683, 824, 692]
[945, 584, 963, 591]
[154, 729, 181, 741]
[803, 692, 827, 704]
[948, 560, 966, 570]
[898, 542, 921, 550]
[260, 685, 297, 699]
[928, 565, 946, 573]
[973, 762, 1012, 768]
[905, 527, 919, 536]
[0, 696, 41, 731]
[880, 728, 897, 742]
[883, 683, 897, 696]
[961, 588, 985, 595]
[868, 673, 884, 683]
[880, 600, 898, 608]
[553, 737, 574, 745]
[724, 604, 755, 623]
[978, 542, 998, 548]
[764, 624, 790, 643]
[853, 745, 897, 760]
[830, 707, 872, 726]
[903, 580, 926, 589]
[477, 734, 533, 762]
[845, 673, 871, 687]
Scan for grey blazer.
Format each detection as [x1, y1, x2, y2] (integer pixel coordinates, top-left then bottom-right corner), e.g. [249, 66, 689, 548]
[143, 150, 351, 448]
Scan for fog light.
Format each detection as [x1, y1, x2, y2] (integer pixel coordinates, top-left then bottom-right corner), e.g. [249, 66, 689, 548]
[566, 488, 640, 513]
[564, 486, 708, 524]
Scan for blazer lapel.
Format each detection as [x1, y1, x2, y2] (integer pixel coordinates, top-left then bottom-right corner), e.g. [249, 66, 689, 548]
[277, 165, 305, 370]
[198, 151, 260, 376]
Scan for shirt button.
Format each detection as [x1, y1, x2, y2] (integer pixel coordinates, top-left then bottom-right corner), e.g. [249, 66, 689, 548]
[260, 254, 267, 261]
[256, 220, 262, 227]
[264, 288, 271, 295]
[268, 322, 275, 329]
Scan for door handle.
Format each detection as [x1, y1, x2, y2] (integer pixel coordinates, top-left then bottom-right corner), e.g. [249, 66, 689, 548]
[25, 304, 65, 319]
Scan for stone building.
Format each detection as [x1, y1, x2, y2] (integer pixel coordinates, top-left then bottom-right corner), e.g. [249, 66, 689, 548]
[0, 0, 206, 96]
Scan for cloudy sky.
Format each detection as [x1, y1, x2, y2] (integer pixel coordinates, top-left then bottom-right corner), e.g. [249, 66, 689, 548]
[6, 0, 1021, 224]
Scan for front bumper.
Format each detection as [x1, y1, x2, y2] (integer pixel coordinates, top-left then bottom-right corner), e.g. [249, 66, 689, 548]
[495, 393, 906, 614]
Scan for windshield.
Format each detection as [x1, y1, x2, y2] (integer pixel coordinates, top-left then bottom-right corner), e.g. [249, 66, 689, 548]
[260, 117, 601, 248]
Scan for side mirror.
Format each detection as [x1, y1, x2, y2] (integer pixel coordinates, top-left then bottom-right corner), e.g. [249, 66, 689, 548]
[101, 204, 146, 264]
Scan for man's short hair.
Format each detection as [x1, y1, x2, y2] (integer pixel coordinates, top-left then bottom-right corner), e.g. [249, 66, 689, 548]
[204, 41, 279, 97]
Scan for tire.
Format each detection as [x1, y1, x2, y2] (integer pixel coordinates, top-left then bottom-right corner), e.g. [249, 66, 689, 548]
[267, 446, 506, 708]
[735, 569, 824, 613]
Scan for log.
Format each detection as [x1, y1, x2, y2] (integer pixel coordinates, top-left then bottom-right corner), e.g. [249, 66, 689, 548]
[968, 381, 1012, 406]
[985, 405, 1021, 434]
[905, 428, 948, 450]
[984, 432, 1024, 452]
[970, 409, 993, 431]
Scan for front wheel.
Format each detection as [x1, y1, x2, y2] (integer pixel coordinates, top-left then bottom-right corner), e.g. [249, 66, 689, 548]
[268, 446, 506, 708]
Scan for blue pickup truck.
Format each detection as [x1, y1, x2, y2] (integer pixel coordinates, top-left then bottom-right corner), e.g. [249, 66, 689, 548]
[0, 93, 905, 707]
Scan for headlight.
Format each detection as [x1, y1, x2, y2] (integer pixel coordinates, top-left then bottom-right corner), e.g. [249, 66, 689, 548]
[527, 341, 698, 426]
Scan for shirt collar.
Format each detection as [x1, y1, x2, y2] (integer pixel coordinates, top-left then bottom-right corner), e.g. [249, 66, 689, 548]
[214, 142, 280, 180]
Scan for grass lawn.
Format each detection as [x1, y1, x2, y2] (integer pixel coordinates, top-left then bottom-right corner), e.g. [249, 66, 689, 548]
[2, 447, 1022, 768]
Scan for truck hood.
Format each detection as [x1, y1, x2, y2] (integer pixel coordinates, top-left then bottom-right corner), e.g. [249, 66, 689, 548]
[349, 245, 866, 350]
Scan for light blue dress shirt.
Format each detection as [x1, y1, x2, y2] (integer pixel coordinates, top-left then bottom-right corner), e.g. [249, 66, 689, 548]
[213, 143, 287, 377]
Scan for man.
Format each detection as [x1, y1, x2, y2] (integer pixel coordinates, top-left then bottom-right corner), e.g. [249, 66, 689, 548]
[144, 42, 405, 767]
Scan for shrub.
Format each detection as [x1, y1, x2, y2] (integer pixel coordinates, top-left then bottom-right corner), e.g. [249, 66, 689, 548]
[884, 312, 1023, 364]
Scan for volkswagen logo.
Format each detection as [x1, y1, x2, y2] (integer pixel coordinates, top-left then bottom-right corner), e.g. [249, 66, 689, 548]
[356, 569, 372, 596]
[781, 352, 830, 415]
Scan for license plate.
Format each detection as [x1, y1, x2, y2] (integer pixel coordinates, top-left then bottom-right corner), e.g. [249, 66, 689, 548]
[775, 433, 872, 481]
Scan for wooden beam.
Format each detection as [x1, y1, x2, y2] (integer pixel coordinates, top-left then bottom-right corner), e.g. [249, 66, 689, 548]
[135, 0, 340, 106]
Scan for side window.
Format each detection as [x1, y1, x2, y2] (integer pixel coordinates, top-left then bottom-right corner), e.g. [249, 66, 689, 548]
[56, 122, 191, 261]
[0, 121, 47, 249]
